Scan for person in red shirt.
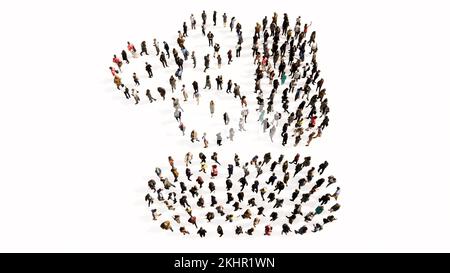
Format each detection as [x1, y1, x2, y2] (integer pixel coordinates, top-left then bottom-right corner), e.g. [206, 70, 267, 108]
[112, 55, 122, 71]
[308, 115, 317, 130]
[127, 41, 136, 52]
[109, 66, 118, 77]
[127, 41, 138, 58]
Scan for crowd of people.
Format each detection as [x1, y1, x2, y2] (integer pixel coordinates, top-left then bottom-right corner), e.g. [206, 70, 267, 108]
[147, 151, 340, 236]
[108, 11, 340, 236]
[110, 11, 251, 148]
[109, 10, 330, 148]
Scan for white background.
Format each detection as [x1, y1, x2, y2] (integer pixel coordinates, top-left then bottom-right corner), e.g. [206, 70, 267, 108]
[0, 0, 449, 252]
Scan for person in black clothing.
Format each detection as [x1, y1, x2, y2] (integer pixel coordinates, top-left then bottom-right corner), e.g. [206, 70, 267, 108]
[290, 189, 300, 201]
[183, 22, 188, 37]
[145, 193, 153, 207]
[204, 54, 210, 72]
[295, 226, 308, 235]
[133, 73, 140, 86]
[201, 10, 207, 25]
[227, 164, 234, 179]
[226, 79, 233, 93]
[269, 212, 278, 221]
[236, 44, 242, 57]
[207, 31, 214, 47]
[216, 75, 223, 90]
[145, 89, 156, 102]
[217, 225, 224, 237]
[192, 81, 199, 93]
[121, 50, 129, 64]
[140, 41, 149, 56]
[210, 195, 217, 206]
[145, 62, 153, 78]
[123, 86, 130, 99]
[251, 180, 259, 193]
[163, 41, 170, 58]
[160, 53, 168, 68]
[318, 161, 329, 175]
[199, 152, 207, 163]
[226, 179, 233, 191]
[239, 177, 248, 191]
[197, 227, 207, 237]
[185, 168, 192, 181]
[319, 193, 331, 205]
[319, 116, 329, 130]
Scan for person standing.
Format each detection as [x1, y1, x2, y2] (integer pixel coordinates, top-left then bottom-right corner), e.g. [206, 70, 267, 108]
[183, 22, 188, 37]
[191, 130, 200, 142]
[216, 133, 222, 146]
[160, 53, 168, 68]
[145, 62, 153, 78]
[190, 14, 196, 29]
[153, 39, 160, 56]
[233, 83, 241, 99]
[194, 92, 200, 105]
[181, 85, 188, 101]
[282, 131, 289, 146]
[238, 117, 246, 131]
[131, 89, 140, 104]
[202, 133, 209, 148]
[204, 54, 210, 72]
[217, 225, 224, 237]
[127, 41, 138, 58]
[123, 86, 130, 99]
[306, 131, 315, 146]
[207, 31, 214, 47]
[157, 87, 166, 100]
[319, 116, 329, 130]
[236, 43, 242, 57]
[223, 13, 227, 27]
[217, 54, 222, 68]
[258, 109, 266, 123]
[269, 125, 276, 142]
[213, 43, 220, 58]
[227, 49, 233, 64]
[202, 23, 206, 36]
[226, 79, 233, 93]
[216, 75, 223, 90]
[162, 41, 170, 59]
[191, 51, 197, 68]
[332, 187, 340, 200]
[230, 17, 236, 32]
[113, 75, 122, 90]
[223, 112, 230, 125]
[146, 89, 156, 103]
[281, 71, 287, 85]
[318, 161, 329, 174]
[203, 75, 211, 90]
[112, 55, 122, 72]
[172, 97, 184, 112]
[209, 100, 215, 117]
[228, 128, 235, 141]
[133, 72, 140, 86]
[201, 10, 207, 25]
[178, 122, 186, 136]
[241, 108, 249, 123]
[169, 75, 177, 92]
[121, 50, 129, 64]
[174, 108, 182, 122]
[140, 40, 149, 56]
